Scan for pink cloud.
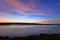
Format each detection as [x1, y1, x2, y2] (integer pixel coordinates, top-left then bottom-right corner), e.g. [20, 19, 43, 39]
[4, 0, 53, 16]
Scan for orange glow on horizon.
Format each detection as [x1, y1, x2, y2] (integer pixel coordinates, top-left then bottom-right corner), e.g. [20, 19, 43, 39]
[0, 19, 35, 23]
[0, 19, 60, 24]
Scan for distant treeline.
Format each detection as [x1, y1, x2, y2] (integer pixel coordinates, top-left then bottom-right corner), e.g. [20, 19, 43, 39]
[0, 34, 60, 40]
[0, 23, 60, 25]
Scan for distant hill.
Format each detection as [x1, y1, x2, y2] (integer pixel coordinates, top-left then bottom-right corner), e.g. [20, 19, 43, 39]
[0, 23, 42, 25]
[0, 23, 60, 25]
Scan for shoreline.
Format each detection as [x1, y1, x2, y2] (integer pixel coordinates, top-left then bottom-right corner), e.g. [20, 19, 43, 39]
[0, 23, 60, 25]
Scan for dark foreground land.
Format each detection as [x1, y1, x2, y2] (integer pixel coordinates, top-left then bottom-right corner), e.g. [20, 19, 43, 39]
[0, 34, 60, 40]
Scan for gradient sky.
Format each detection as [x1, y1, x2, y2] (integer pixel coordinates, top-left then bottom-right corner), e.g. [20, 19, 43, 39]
[0, 0, 60, 24]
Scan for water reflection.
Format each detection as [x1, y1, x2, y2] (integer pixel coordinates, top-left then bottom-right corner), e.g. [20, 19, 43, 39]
[0, 25, 60, 37]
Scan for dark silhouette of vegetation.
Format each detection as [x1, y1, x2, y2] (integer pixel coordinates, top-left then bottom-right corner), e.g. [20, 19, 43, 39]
[0, 34, 60, 40]
[0, 23, 60, 25]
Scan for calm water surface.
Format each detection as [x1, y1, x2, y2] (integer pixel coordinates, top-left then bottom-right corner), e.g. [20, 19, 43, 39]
[0, 25, 60, 37]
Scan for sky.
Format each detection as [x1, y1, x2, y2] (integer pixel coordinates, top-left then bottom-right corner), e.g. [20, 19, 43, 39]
[0, 0, 60, 24]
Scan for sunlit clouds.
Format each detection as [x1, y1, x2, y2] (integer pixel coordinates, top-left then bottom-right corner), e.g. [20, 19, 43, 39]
[5, 0, 52, 16]
[0, 0, 53, 16]
[0, 19, 35, 23]
[0, 0, 60, 23]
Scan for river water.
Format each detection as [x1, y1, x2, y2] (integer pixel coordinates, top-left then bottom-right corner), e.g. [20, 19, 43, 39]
[0, 25, 60, 37]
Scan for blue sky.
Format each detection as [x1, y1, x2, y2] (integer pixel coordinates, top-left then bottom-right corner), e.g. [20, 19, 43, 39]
[0, 0, 60, 24]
